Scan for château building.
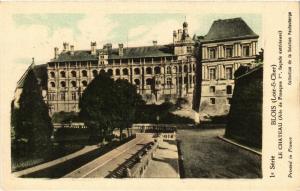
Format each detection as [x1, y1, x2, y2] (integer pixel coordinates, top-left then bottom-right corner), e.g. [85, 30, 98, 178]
[47, 21, 196, 114]
[194, 18, 259, 116]
[14, 17, 261, 119]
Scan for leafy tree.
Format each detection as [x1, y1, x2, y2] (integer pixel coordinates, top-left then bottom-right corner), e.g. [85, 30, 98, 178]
[11, 68, 53, 155]
[113, 79, 144, 140]
[79, 73, 144, 143]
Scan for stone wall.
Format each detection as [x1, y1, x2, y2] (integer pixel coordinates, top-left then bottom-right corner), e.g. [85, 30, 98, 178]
[225, 65, 263, 148]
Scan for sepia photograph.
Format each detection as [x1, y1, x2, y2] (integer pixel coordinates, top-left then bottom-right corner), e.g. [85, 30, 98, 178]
[10, 12, 263, 179]
[0, 2, 299, 191]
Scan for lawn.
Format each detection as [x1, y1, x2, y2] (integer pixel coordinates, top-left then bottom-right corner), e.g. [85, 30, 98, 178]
[177, 128, 262, 178]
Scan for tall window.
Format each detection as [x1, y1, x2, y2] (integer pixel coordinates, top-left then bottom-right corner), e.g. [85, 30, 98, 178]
[82, 80, 87, 87]
[115, 69, 120, 76]
[166, 78, 172, 88]
[134, 68, 140, 75]
[71, 92, 76, 100]
[71, 81, 76, 88]
[226, 85, 232, 94]
[108, 69, 113, 76]
[166, 66, 171, 74]
[60, 81, 66, 88]
[71, 71, 76, 77]
[184, 65, 188, 73]
[154, 67, 160, 74]
[50, 82, 55, 88]
[60, 92, 65, 101]
[50, 72, 55, 78]
[48, 93, 55, 101]
[82, 70, 88, 77]
[60, 71, 66, 78]
[209, 48, 216, 59]
[209, 86, 215, 93]
[209, 68, 216, 80]
[187, 46, 192, 53]
[122, 68, 128, 75]
[92, 70, 98, 77]
[225, 47, 233, 58]
[134, 79, 140, 86]
[146, 67, 152, 75]
[226, 67, 233, 79]
[243, 46, 250, 57]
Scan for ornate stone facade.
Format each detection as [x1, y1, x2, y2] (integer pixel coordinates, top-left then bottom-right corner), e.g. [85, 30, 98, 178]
[46, 18, 261, 117]
[47, 22, 196, 114]
[196, 18, 259, 116]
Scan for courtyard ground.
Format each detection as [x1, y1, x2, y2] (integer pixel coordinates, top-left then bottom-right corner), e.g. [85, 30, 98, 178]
[177, 127, 262, 178]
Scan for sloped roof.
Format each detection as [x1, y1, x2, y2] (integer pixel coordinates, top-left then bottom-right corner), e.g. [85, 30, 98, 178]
[16, 63, 34, 89]
[51, 50, 98, 62]
[16, 64, 48, 89]
[49, 45, 175, 63]
[108, 45, 174, 59]
[202, 17, 258, 42]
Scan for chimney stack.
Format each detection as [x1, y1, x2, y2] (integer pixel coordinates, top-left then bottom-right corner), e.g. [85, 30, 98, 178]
[173, 30, 177, 43]
[153, 40, 157, 46]
[70, 45, 74, 55]
[91, 41, 97, 55]
[63, 42, 69, 52]
[118, 43, 124, 56]
[54, 47, 59, 59]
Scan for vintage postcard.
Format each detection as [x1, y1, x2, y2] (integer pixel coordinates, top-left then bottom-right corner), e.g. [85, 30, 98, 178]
[0, 1, 299, 191]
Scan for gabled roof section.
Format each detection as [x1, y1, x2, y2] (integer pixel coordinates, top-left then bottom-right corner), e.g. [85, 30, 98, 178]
[16, 64, 48, 89]
[108, 45, 174, 59]
[202, 17, 259, 42]
[16, 63, 34, 89]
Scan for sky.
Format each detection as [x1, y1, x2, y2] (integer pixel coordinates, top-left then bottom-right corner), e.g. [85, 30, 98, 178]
[11, 13, 262, 65]
[2, 13, 262, 98]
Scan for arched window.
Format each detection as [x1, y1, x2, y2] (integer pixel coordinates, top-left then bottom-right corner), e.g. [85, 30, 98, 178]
[226, 85, 232, 94]
[184, 65, 188, 72]
[146, 67, 152, 75]
[154, 67, 160, 74]
[173, 66, 177, 73]
[108, 69, 113, 76]
[179, 66, 182, 72]
[60, 71, 66, 78]
[71, 81, 76, 88]
[146, 78, 153, 86]
[60, 81, 66, 87]
[115, 69, 120, 76]
[100, 69, 105, 75]
[92, 70, 98, 77]
[50, 82, 55, 88]
[134, 79, 140, 86]
[166, 78, 172, 87]
[82, 70, 87, 77]
[184, 76, 188, 84]
[123, 68, 128, 75]
[134, 68, 140, 75]
[82, 80, 88, 87]
[166, 66, 171, 74]
[50, 72, 55, 78]
[71, 71, 76, 77]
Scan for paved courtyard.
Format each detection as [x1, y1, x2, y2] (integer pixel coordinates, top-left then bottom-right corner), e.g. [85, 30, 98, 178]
[177, 128, 262, 178]
[143, 140, 179, 178]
